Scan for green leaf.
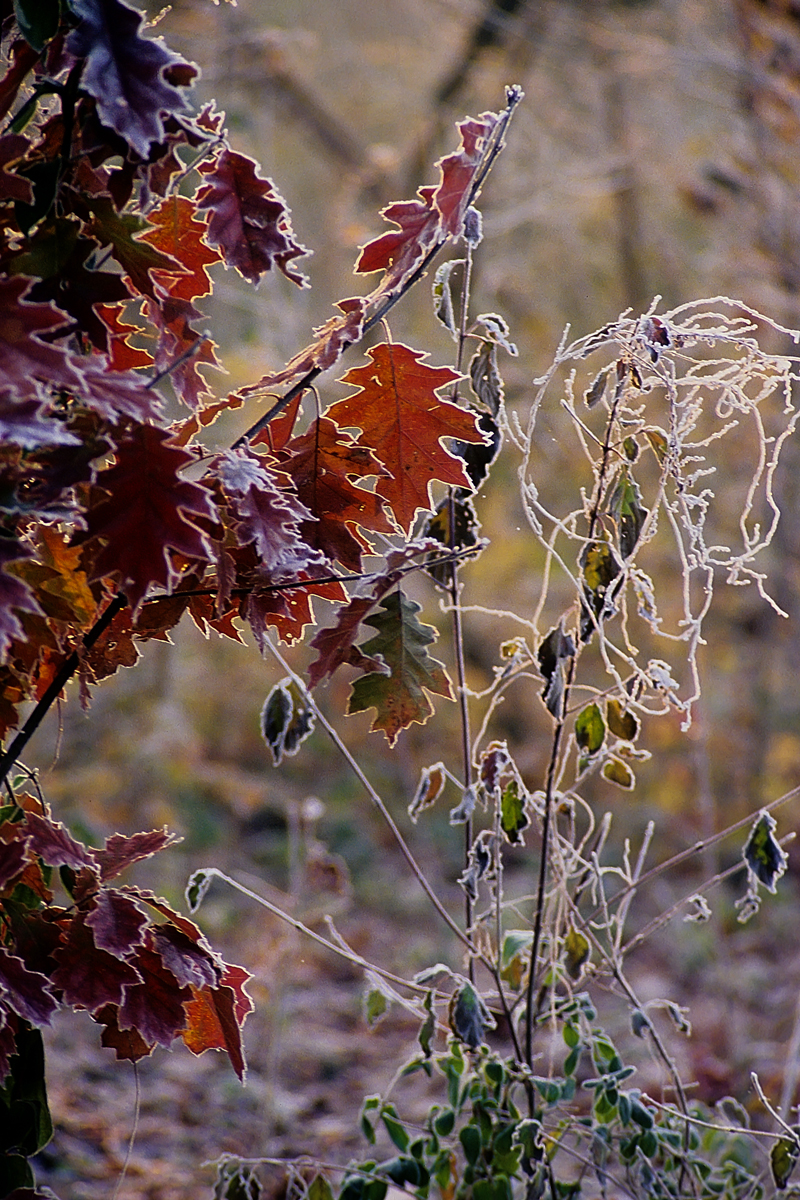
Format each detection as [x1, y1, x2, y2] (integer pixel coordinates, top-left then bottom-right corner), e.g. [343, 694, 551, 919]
[348, 591, 453, 744]
[433, 1108, 454, 1136]
[602, 757, 635, 790]
[580, 541, 622, 641]
[260, 678, 315, 765]
[460, 1123, 482, 1166]
[382, 1155, 428, 1189]
[14, 0, 59, 50]
[743, 811, 787, 893]
[380, 1104, 410, 1153]
[360, 1096, 380, 1145]
[606, 698, 639, 742]
[307, 1175, 335, 1200]
[86, 196, 182, 299]
[0, 1155, 34, 1194]
[186, 868, 212, 914]
[364, 987, 389, 1029]
[564, 925, 590, 980]
[418, 990, 435, 1059]
[771, 1136, 799, 1189]
[448, 980, 495, 1050]
[500, 778, 530, 845]
[609, 468, 648, 559]
[213, 1160, 262, 1200]
[575, 703, 605, 754]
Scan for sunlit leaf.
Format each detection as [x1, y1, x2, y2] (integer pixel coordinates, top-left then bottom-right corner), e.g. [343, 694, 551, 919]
[198, 148, 310, 287]
[575, 703, 605, 755]
[602, 757, 635, 790]
[606, 698, 639, 742]
[334, 342, 483, 532]
[408, 762, 446, 823]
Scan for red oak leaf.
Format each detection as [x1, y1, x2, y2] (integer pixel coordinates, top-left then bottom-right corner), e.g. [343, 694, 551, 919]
[85, 889, 148, 956]
[307, 543, 435, 687]
[80, 424, 216, 609]
[0, 276, 81, 400]
[0, 838, 28, 891]
[78, 357, 164, 423]
[245, 574, 346, 648]
[355, 187, 438, 284]
[197, 147, 310, 286]
[67, 0, 197, 159]
[433, 112, 501, 236]
[95, 1001, 154, 1062]
[23, 811, 94, 871]
[145, 288, 221, 410]
[0, 133, 33, 203]
[332, 342, 485, 531]
[86, 196, 183, 301]
[239, 297, 365, 395]
[169, 391, 246, 448]
[93, 827, 182, 883]
[117, 941, 191, 1047]
[120, 886, 216, 946]
[0, 538, 43, 657]
[251, 389, 304, 453]
[142, 193, 221, 302]
[218, 450, 326, 579]
[307, 595, 382, 689]
[0, 945, 58, 1027]
[97, 304, 153, 371]
[51, 914, 142, 1011]
[0, 391, 78, 450]
[355, 108, 501, 292]
[278, 416, 394, 570]
[150, 923, 220, 991]
[182, 963, 253, 1082]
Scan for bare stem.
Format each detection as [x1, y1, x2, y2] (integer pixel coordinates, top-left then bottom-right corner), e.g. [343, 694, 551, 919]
[264, 638, 488, 965]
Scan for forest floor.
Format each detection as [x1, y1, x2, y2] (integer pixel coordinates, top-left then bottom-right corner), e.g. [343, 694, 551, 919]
[30, 846, 800, 1200]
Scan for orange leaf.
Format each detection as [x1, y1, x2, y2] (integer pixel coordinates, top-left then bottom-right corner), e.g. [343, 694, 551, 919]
[332, 342, 485, 532]
[142, 193, 221, 302]
[279, 416, 394, 570]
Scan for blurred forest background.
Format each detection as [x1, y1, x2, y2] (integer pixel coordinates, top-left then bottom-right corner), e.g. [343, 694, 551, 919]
[22, 0, 800, 1196]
